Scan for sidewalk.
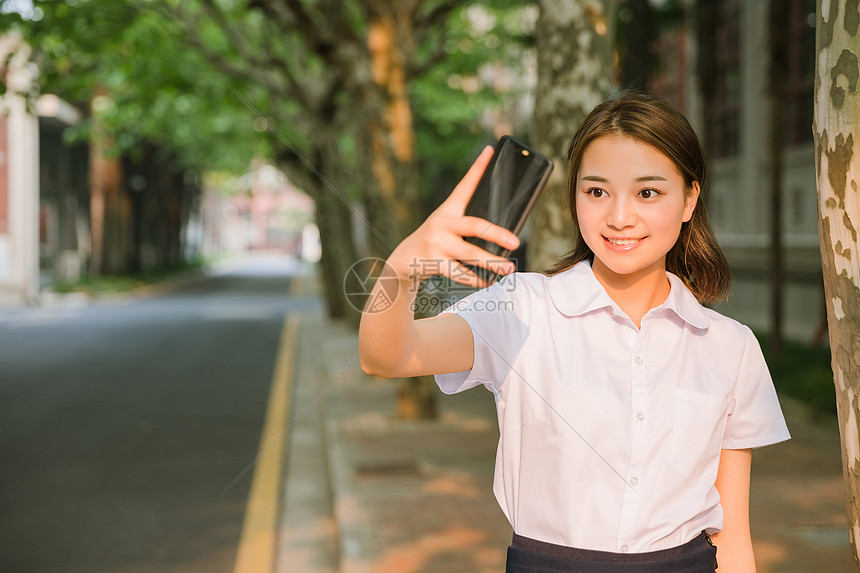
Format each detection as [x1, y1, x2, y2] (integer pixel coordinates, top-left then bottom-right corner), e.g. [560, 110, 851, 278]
[279, 306, 852, 572]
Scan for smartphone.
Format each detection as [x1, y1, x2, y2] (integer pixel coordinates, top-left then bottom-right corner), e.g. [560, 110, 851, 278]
[463, 136, 554, 283]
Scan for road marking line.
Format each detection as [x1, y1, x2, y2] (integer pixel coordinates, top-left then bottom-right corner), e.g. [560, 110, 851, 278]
[233, 313, 300, 573]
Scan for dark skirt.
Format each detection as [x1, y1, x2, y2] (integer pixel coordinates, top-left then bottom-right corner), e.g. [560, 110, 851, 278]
[505, 531, 718, 573]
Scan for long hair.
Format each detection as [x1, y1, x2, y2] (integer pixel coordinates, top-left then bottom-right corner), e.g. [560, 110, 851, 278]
[545, 91, 731, 304]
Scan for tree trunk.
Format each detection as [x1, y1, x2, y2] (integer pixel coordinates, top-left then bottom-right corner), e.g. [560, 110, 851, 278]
[359, 2, 422, 259]
[693, 0, 719, 150]
[358, 1, 438, 419]
[768, 0, 788, 362]
[814, 0, 860, 567]
[315, 189, 361, 325]
[88, 118, 127, 274]
[528, 0, 618, 273]
[89, 88, 134, 276]
[291, 136, 361, 326]
[104, 188, 132, 274]
[618, 0, 654, 91]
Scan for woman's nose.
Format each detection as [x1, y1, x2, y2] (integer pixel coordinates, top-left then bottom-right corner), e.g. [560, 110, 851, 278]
[607, 197, 636, 229]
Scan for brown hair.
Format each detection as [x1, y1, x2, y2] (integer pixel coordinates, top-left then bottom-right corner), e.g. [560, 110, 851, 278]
[545, 91, 731, 304]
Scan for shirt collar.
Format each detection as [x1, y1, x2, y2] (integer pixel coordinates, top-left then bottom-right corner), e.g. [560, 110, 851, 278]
[547, 260, 711, 330]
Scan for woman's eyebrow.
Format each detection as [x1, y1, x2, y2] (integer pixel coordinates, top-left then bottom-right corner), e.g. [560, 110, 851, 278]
[581, 175, 608, 182]
[580, 175, 669, 182]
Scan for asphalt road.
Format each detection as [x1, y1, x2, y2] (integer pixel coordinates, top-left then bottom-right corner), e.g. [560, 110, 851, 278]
[0, 255, 320, 573]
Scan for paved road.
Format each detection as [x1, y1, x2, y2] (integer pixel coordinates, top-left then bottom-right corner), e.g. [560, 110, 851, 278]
[0, 256, 319, 573]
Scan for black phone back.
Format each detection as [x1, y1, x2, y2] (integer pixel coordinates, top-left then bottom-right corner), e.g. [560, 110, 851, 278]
[464, 136, 553, 282]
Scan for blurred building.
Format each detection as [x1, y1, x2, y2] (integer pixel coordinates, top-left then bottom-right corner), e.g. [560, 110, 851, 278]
[1, 31, 211, 303]
[649, 0, 820, 342]
[1, 78, 92, 300]
[37, 95, 89, 285]
[199, 161, 315, 257]
[0, 33, 40, 303]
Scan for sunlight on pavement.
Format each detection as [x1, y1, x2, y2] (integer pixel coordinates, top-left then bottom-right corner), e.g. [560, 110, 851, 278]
[354, 526, 488, 573]
[421, 474, 481, 498]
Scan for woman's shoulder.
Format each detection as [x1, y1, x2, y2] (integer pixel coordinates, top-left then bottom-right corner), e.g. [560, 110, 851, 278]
[451, 271, 547, 317]
[468, 271, 554, 319]
[666, 272, 754, 344]
[486, 270, 550, 297]
[699, 305, 757, 345]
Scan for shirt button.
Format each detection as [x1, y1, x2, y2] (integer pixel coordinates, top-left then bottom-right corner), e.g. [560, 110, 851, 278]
[621, 544, 629, 553]
[634, 356, 644, 366]
[630, 476, 639, 486]
[637, 411, 645, 421]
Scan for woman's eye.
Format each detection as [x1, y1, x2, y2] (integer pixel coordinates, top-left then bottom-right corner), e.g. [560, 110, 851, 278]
[586, 188, 606, 198]
[639, 188, 660, 199]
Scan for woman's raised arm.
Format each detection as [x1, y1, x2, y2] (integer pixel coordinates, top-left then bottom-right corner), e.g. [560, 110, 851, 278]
[358, 147, 520, 378]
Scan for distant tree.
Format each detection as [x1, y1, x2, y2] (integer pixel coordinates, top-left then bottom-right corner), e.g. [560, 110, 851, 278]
[3, 0, 535, 419]
[528, 0, 617, 273]
[616, 0, 684, 95]
[617, 0, 654, 91]
[157, 0, 534, 419]
[0, 2, 266, 173]
[156, 0, 531, 326]
[768, 0, 788, 361]
[693, 0, 719, 152]
[412, 2, 536, 211]
[0, 2, 265, 274]
[814, 0, 860, 566]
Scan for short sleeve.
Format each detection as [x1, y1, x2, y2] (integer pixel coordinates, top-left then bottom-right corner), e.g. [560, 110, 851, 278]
[433, 272, 532, 395]
[721, 328, 791, 449]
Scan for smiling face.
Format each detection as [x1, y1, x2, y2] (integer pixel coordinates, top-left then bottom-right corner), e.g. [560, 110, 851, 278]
[575, 135, 699, 286]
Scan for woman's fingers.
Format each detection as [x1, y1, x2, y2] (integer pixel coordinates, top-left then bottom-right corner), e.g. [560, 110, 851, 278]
[453, 216, 520, 250]
[442, 146, 494, 213]
[449, 239, 516, 276]
[444, 261, 488, 289]
[390, 147, 521, 286]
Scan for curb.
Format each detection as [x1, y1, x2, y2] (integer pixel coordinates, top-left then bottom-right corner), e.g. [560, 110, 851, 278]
[32, 267, 212, 308]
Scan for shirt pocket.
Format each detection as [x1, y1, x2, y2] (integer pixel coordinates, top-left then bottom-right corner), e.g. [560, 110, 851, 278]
[668, 388, 731, 486]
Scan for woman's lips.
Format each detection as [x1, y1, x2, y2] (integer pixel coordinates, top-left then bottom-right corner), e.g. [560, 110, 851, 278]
[603, 236, 644, 252]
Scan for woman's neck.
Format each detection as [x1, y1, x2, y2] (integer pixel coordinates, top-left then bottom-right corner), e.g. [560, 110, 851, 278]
[590, 260, 671, 329]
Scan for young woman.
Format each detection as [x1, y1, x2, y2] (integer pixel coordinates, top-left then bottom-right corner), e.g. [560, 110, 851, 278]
[359, 92, 789, 572]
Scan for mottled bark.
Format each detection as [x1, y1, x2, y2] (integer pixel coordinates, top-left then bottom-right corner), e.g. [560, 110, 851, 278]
[528, 0, 617, 273]
[814, 0, 860, 566]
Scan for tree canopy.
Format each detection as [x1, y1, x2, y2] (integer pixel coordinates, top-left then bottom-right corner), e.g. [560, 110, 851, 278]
[1, 0, 271, 173]
[2, 0, 534, 187]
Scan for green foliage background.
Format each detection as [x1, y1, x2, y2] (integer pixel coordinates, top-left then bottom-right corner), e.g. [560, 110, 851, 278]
[1, 0, 535, 197]
[1, 0, 271, 173]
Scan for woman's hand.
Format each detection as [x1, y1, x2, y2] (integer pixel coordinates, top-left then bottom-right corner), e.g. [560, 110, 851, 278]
[359, 147, 521, 377]
[387, 146, 521, 289]
[712, 448, 755, 572]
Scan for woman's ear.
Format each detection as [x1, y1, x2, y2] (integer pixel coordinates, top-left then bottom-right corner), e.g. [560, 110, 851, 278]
[682, 181, 701, 223]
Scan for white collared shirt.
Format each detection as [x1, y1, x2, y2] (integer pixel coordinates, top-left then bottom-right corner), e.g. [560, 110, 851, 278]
[435, 260, 790, 553]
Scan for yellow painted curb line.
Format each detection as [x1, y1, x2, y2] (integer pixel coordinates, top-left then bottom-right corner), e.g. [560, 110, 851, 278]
[233, 313, 300, 573]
